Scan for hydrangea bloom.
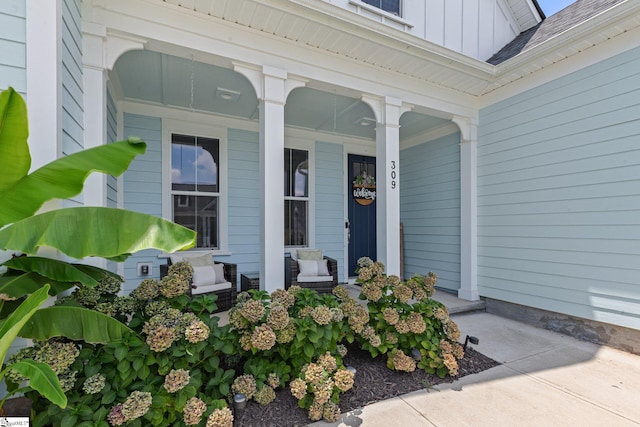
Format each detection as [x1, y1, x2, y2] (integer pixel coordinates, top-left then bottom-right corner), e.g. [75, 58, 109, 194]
[205, 407, 233, 427]
[83, 373, 106, 394]
[121, 391, 152, 421]
[164, 369, 191, 393]
[183, 397, 207, 426]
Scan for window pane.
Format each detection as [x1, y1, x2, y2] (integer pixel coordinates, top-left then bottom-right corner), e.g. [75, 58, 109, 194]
[173, 195, 218, 248]
[362, 0, 400, 14]
[171, 134, 219, 193]
[285, 200, 307, 246]
[284, 149, 308, 197]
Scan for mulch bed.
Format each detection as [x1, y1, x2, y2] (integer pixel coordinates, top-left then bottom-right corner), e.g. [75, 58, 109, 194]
[235, 345, 499, 427]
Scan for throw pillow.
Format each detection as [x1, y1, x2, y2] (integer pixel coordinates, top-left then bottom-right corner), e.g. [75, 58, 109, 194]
[297, 259, 330, 276]
[296, 249, 323, 261]
[191, 265, 217, 286]
[184, 253, 215, 267]
[213, 263, 226, 284]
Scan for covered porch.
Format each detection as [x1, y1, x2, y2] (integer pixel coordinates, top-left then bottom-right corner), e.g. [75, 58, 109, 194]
[76, 0, 481, 300]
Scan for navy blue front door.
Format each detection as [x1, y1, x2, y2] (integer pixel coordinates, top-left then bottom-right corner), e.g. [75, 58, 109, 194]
[348, 154, 377, 276]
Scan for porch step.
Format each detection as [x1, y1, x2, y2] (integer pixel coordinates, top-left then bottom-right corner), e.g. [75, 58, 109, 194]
[343, 284, 486, 315]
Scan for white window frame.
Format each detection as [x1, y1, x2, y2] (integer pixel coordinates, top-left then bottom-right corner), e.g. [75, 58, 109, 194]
[162, 119, 229, 255]
[284, 137, 315, 250]
[348, 0, 412, 29]
[284, 147, 310, 248]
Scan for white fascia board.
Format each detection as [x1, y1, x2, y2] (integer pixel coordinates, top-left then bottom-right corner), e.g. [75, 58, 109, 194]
[87, 0, 479, 119]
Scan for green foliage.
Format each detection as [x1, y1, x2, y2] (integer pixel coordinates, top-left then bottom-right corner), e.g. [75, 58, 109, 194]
[24, 267, 236, 426]
[0, 87, 195, 410]
[353, 257, 464, 377]
[0, 285, 67, 409]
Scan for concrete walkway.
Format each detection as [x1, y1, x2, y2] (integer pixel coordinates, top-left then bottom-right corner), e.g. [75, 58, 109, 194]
[310, 310, 640, 427]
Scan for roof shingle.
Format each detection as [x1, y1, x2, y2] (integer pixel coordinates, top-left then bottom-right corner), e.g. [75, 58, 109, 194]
[487, 0, 626, 65]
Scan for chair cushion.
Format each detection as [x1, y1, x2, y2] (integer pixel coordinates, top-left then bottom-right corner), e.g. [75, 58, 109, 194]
[192, 265, 217, 287]
[192, 281, 232, 295]
[296, 249, 323, 261]
[298, 259, 330, 277]
[297, 275, 333, 283]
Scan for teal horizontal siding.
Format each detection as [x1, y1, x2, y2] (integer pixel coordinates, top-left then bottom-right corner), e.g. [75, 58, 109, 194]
[400, 133, 461, 291]
[0, 1, 26, 93]
[225, 129, 260, 275]
[315, 141, 344, 280]
[478, 46, 640, 330]
[61, 0, 83, 157]
[106, 90, 118, 209]
[122, 113, 162, 292]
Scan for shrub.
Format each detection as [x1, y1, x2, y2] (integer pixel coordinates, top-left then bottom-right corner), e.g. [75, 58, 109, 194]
[21, 264, 237, 427]
[354, 257, 464, 378]
[289, 352, 354, 422]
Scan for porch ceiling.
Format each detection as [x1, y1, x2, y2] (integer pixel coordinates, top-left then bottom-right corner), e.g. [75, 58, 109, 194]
[113, 50, 450, 140]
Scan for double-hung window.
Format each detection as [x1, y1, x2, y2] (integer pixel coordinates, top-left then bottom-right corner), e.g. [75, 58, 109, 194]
[284, 148, 309, 247]
[361, 0, 400, 15]
[171, 133, 220, 249]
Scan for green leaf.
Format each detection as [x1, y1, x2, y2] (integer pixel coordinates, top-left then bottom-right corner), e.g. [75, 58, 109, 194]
[0, 207, 196, 260]
[303, 343, 314, 358]
[4, 359, 67, 408]
[0, 285, 49, 368]
[0, 136, 146, 228]
[0, 87, 30, 193]
[3, 257, 106, 287]
[0, 271, 73, 298]
[19, 306, 136, 343]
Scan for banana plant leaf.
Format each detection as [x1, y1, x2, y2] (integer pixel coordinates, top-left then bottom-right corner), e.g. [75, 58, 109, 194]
[4, 360, 66, 409]
[2, 257, 122, 289]
[0, 285, 49, 369]
[20, 306, 136, 343]
[0, 207, 196, 261]
[0, 87, 30, 193]
[0, 271, 74, 299]
[0, 138, 146, 228]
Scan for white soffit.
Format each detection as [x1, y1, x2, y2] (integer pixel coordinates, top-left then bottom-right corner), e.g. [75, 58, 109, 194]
[155, 0, 639, 97]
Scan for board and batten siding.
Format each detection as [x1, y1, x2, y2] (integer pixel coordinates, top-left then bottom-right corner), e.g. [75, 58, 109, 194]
[400, 133, 461, 292]
[331, 0, 525, 61]
[121, 113, 163, 292]
[0, 0, 26, 93]
[477, 46, 640, 330]
[315, 141, 345, 281]
[226, 128, 260, 276]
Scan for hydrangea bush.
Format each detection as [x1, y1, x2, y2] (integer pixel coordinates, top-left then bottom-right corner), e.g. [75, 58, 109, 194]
[289, 352, 355, 422]
[14, 258, 464, 425]
[226, 285, 356, 405]
[354, 257, 464, 377]
[19, 262, 237, 427]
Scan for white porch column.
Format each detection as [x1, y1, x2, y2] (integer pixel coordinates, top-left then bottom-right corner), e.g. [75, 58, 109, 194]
[235, 64, 305, 293]
[365, 96, 404, 276]
[82, 25, 108, 207]
[26, 0, 62, 172]
[454, 116, 480, 301]
[259, 67, 286, 294]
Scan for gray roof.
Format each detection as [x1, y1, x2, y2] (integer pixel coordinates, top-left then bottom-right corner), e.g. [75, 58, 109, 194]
[488, 0, 626, 65]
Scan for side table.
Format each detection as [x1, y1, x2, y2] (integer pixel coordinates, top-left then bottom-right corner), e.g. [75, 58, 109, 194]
[240, 272, 260, 292]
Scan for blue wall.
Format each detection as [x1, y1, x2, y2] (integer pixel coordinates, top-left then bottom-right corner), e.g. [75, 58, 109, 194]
[0, 0, 26, 94]
[478, 46, 640, 330]
[122, 113, 163, 292]
[315, 141, 345, 280]
[225, 128, 260, 276]
[400, 134, 461, 291]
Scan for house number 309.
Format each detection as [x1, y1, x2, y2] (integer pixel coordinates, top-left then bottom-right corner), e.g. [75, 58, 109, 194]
[390, 161, 397, 189]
